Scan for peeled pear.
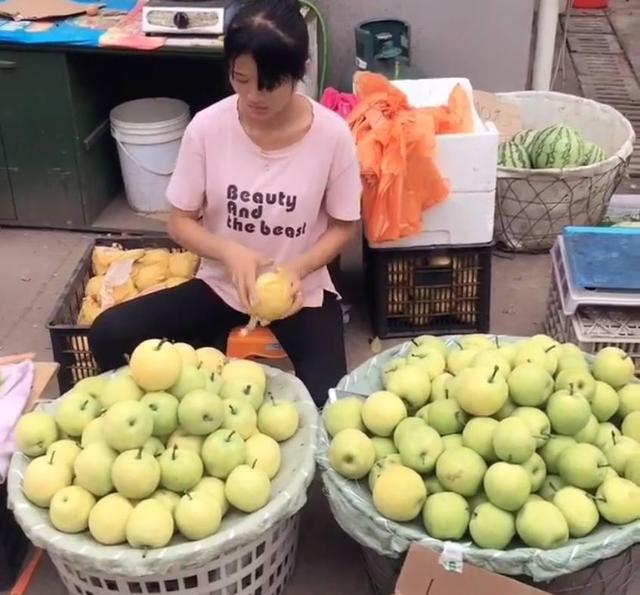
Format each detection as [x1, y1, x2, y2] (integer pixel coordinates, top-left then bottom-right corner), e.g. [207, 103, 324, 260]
[77, 297, 102, 325]
[138, 248, 170, 268]
[250, 270, 294, 323]
[169, 251, 199, 278]
[85, 275, 105, 300]
[133, 263, 168, 291]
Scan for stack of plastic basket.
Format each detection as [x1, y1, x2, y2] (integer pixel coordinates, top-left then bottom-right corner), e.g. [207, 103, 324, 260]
[365, 77, 498, 339]
[7, 365, 318, 595]
[543, 230, 640, 372]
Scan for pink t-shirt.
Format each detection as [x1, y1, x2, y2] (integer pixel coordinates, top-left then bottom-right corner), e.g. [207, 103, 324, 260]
[167, 95, 362, 314]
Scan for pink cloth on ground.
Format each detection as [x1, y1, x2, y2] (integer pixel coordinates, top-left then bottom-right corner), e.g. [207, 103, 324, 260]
[166, 95, 362, 314]
[0, 361, 35, 483]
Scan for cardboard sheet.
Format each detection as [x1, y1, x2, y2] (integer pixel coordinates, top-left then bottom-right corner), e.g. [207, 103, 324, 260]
[395, 545, 551, 595]
[0, 0, 101, 21]
[473, 90, 522, 141]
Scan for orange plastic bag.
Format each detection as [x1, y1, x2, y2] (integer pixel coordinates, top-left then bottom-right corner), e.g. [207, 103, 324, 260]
[348, 73, 474, 243]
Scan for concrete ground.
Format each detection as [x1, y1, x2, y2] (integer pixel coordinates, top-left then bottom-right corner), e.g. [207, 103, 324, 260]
[2, 1, 640, 592]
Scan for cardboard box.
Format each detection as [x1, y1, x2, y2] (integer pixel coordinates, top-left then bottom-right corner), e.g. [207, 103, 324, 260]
[26, 362, 60, 412]
[394, 545, 551, 595]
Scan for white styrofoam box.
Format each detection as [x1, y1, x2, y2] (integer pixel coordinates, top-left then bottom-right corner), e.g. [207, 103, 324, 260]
[392, 78, 499, 193]
[368, 189, 496, 249]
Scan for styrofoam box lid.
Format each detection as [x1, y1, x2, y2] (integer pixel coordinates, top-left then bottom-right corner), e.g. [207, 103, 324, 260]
[391, 77, 485, 134]
[110, 97, 190, 129]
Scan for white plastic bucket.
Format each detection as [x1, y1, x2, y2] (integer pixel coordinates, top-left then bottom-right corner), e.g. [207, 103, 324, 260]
[110, 97, 190, 213]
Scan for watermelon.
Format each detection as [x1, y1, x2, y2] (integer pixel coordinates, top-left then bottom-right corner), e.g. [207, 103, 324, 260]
[529, 124, 584, 169]
[581, 141, 606, 166]
[498, 140, 532, 169]
[512, 128, 539, 151]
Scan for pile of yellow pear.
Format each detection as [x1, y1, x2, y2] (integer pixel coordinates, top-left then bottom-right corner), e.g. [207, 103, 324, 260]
[324, 334, 640, 551]
[15, 339, 300, 549]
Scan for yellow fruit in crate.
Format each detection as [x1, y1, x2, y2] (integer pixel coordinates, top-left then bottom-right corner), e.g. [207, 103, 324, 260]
[169, 251, 199, 278]
[197, 347, 227, 376]
[193, 477, 229, 515]
[174, 492, 222, 540]
[49, 486, 96, 533]
[166, 276, 189, 288]
[139, 248, 170, 268]
[257, 397, 299, 442]
[151, 489, 181, 514]
[133, 263, 168, 292]
[410, 287, 430, 327]
[130, 338, 183, 391]
[85, 275, 105, 300]
[91, 246, 123, 275]
[74, 442, 117, 497]
[15, 411, 58, 457]
[77, 297, 102, 325]
[174, 342, 199, 366]
[81, 417, 105, 447]
[245, 433, 281, 478]
[387, 259, 412, 284]
[221, 359, 265, 390]
[46, 439, 82, 471]
[114, 249, 145, 265]
[250, 270, 294, 323]
[167, 428, 203, 453]
[126, 499, 174, 548]
[225, 464, 271, 513]
[23, 452, 73, 508]
[387, 288, 409, 316]
[372, 465, 426, 522]
[110, 278, 138, 304]
[89, 493, 134, 545]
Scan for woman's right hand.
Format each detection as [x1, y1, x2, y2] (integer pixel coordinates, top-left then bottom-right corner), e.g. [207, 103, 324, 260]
[221, 240, 272, 313]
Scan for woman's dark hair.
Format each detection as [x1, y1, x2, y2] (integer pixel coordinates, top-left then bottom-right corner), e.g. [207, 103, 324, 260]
[225, 0, 309, 91]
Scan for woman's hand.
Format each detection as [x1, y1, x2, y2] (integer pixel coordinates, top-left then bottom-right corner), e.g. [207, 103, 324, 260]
[221, 241, 272, 312]
[279, 263, 304, 318]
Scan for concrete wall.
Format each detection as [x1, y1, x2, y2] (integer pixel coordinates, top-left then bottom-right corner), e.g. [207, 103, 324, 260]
[316, 0, 536, 92]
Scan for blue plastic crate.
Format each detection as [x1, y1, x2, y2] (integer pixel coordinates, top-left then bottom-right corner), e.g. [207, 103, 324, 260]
[563, 226, 640, 290]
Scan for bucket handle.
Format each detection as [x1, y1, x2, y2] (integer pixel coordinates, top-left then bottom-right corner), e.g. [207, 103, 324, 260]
[113, 134, 176, 177]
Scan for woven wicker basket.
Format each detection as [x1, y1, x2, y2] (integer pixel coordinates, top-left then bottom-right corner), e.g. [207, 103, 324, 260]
[494, 91, 635, 253]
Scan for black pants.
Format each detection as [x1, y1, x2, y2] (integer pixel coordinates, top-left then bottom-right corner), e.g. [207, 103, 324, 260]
[89, 279, 345, 406]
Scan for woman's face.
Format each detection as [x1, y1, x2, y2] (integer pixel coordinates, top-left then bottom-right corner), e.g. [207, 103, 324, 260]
[230, 54, 295, 122]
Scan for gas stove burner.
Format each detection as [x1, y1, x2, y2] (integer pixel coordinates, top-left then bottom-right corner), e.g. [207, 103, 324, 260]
[142, 0, 236, 36]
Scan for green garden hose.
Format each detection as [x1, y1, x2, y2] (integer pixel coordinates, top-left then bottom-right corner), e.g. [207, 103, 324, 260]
[300, 0, 329, 94]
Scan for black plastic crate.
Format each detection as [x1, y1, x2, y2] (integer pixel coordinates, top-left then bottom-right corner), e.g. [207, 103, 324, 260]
[0, 482, 29, 590]
[365, 242, 493, 338]
[47, 235, 183, 394]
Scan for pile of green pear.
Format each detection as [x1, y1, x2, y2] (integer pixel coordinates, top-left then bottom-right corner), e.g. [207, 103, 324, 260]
[324, 334, 640, 551]
[13, 339, 300, 549]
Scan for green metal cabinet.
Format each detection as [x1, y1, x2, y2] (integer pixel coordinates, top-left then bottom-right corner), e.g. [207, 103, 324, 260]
[0, 132, 15, 220]
[0, 45, 228, 229]
[0, 49, 120, 227]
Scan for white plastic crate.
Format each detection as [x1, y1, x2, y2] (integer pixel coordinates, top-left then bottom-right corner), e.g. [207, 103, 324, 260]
[48, 515, 299, 595]
[392, 78, 499, 194]
[371, 78, 498, 248]
[544, 261, 640, 372]
[551, 236, 640, 316]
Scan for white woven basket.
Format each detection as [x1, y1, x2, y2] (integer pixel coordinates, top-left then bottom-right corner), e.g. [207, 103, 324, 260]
[494, 91, 636, 253]
[49, 515, 299, 595]
[8, 365, 318, 594]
